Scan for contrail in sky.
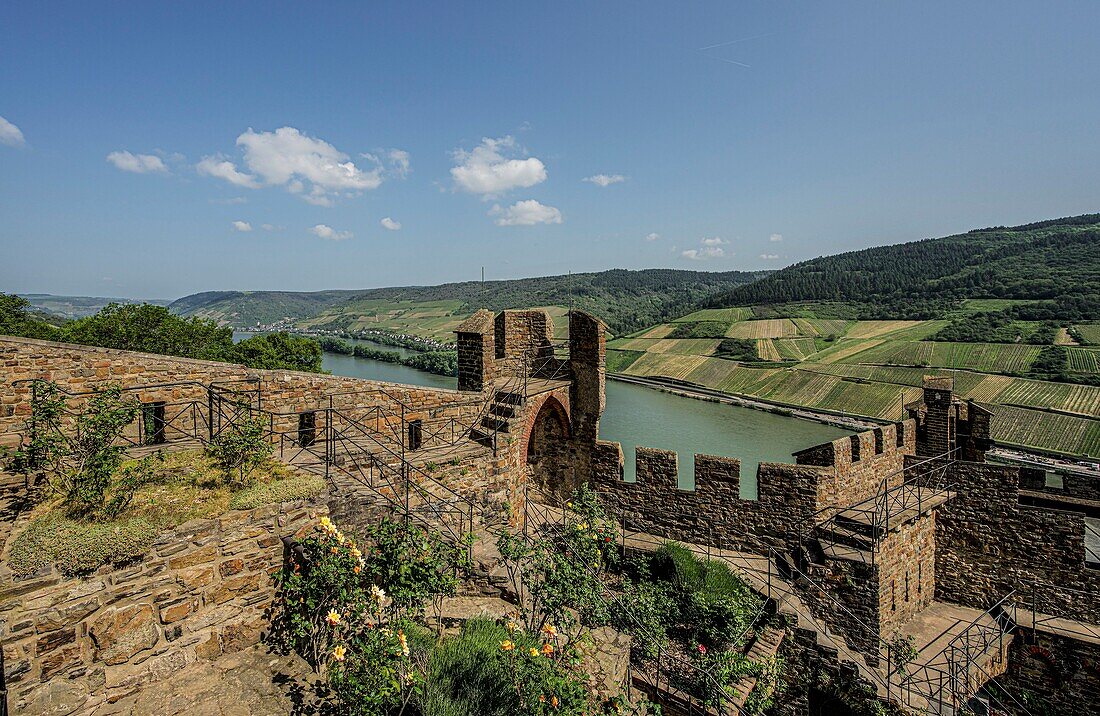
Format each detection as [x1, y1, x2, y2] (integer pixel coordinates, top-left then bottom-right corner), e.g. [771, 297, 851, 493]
[697, 32, 771, 52]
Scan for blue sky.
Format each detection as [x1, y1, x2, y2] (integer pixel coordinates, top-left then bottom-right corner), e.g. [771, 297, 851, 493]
[2, 1, 1099, 299]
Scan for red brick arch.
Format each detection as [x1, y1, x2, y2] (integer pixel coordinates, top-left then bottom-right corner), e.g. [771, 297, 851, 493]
[521, 392, 571, 462]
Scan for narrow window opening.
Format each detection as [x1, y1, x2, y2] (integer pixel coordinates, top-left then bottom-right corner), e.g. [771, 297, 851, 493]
[297, 411, 317, 447]
[142, 401, 166, 445]
[408, 419, 423, 451]
[849, 435, 861, 462]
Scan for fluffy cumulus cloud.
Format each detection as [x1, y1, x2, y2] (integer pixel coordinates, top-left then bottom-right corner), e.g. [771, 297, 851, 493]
[682, 237, 729, 261]
[769, 233, 783, 242]
[645, 232, 661, 242]
[309, 224, 353, 241]
[197, 127, 387, 205]
[583, 173, 626, 187]
[380, 217, 401, 231]
[0, 116, 26, 147]
[107, 150, 168, 174]
[196, 156, 261, 188]
[490, 200, 563, 227]
[232, 221, 253, 232]
[451, 136, 546, 196]
[759, 253, 779, 260]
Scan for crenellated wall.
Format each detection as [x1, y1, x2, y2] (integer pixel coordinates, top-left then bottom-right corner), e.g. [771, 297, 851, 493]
[592, 421, 918, 554]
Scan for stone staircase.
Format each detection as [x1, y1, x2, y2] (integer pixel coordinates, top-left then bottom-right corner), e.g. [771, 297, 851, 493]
[469, 387, 525, 450]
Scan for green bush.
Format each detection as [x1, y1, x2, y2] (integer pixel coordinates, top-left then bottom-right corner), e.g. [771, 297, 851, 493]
[8, 511, 160, 577]
[228, 473, 326, 510]
[612, 578, 677, 660]
[204, 416, 274, 487]
[669, 322, 730, 339]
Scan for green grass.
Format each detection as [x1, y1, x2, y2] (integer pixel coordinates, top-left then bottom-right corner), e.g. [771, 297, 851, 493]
[1072, 325, 1100, 346]
[8, 450, 324, 577]
[606, 349, 644, 373]
[676, 307, 753, 323]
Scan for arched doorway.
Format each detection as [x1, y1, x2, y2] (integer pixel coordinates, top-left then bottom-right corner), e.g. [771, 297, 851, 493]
[524, 395, 573, 500]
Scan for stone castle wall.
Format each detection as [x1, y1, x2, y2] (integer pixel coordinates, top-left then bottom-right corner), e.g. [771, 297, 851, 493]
[935, 460, 1100, 616]
[0, 336, 484, 455]
[1, 497, 327, 715]
[591, 421, 917, 554]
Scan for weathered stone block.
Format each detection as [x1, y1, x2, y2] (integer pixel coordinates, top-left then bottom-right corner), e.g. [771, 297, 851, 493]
[89, 604, 160, 666]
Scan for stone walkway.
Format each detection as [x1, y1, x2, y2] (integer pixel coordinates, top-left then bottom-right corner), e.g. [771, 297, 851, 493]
[95, 646, 319, 716]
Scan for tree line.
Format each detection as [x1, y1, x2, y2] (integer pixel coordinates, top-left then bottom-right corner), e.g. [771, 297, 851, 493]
[0, 294, 323, 373]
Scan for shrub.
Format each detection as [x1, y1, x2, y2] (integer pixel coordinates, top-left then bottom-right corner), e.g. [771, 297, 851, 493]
[228, 473, 326, 510]
[204, 416, 274, 487]
[8, 511, 160, 577]
[612, 578, 677, 660]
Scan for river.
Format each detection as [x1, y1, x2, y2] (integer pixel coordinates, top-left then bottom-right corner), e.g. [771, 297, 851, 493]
[307, 345, 849, 499]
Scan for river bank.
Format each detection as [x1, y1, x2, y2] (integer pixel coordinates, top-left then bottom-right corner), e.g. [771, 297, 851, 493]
[608, 373, 879, 433]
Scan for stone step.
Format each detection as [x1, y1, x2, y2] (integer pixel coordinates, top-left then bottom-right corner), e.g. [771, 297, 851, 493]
[489, 402, 519, 419]
[818, 537, 874, 565]
[493, 390, 525, 406]
[480, 415, 511, 433]
[468, 427, 497, 449]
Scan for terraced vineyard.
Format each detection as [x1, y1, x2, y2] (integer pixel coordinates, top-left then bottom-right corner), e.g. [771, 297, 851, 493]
[1067, 348, 1100, 373]
[1073, 324, 1100, 345]
[610, 303, 1100, 458]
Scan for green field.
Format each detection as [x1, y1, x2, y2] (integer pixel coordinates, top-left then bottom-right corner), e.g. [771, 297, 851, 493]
[611, 301, 1100, 458]
[1074, 324, 1100, 345]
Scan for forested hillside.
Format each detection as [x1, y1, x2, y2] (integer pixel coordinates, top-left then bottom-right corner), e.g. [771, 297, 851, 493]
[705, 214, 1100, 320]
[171, 268, 770, 336]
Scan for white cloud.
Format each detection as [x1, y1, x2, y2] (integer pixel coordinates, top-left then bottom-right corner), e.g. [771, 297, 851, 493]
[388, 149, 410, 178]
[583, 173, 626, 187]
[682, 237, 729, 261]
[107, 150, 168, 174]
[196, 156, 261, 188]
[232, 221, 253, 232]
[198, 127, 384, 205]
[380, 217, 402, 231]
[759, 253, 779, 260]
[451, 136, 546, 196]
[0, 116, 26, 147]
[490, 200, 563, 227]
[309, 224, 353, 241]
[769, 233, 783, 242]
[211, 196, 248, 205]
[645, 232, 661, 242]
[261, 223, 283, 231]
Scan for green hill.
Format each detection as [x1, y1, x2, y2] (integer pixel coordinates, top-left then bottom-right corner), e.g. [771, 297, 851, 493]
[169, 269, 770, 336]
[704, 214, 1100, 321]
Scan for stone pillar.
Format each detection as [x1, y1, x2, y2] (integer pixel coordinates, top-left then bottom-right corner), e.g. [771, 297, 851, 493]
[568, 310, 606, 447]
[494, 310, 554, 362]
[455, 309, 495, 393]
[916, 376, 955, 458]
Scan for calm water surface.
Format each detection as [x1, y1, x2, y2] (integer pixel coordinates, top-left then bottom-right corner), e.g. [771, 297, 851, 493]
[308, 345, 849, 499]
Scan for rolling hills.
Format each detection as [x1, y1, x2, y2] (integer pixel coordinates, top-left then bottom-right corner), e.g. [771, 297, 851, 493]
[169, 269, 770, 337]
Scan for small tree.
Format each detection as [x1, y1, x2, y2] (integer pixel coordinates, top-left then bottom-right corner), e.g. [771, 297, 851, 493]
[18, 381, 143, 517]
[204, 416, 273, 486]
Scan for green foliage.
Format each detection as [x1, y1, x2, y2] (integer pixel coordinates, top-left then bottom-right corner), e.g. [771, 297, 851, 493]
[496, 486, 618, 635]
[26, 382, 144, 517]
[59, 303, 234, 360]
[0, 292, 60, 340]
[320, 338, 459, 376]
[715, 338, 758, 361]
[228, 473, 326, 510]
[668, 321, 729, 339]
[171, 268, 771, 337]
[605, 349, 644, 373]
[204, 417, 274, 487]
[929, 310, 1057, 344]
[705, 215, 1100, 321]
[405, 350, 458, 376]
[652, 542, 763, 651]
[231, 331, 323, 372]
[612, 578, 677, 660]
[8, 511, 160, 577]
[356, 518, 470, 617]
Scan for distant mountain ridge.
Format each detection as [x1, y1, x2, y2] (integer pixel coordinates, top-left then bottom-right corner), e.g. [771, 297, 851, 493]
[703, 213, 1100, 320]
[169, 268, 771, 335]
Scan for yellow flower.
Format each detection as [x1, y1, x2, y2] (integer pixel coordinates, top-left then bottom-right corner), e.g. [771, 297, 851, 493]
[326, 609, 341, 626]
[540, 623, 558, 638]
[551, 695, 560, 708]
[398, 630, 410, 657]
[541, 642, 554, 656]
[332, 645, 346, 661]
[529, 647, 540, 658]
[501, 639, 515, 652]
